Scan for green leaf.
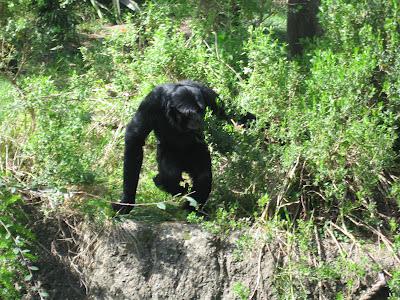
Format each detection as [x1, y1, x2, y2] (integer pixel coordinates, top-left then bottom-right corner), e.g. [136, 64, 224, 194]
[156, 202, 166, 210]
[24, 274, 33, 281]
[28, 265, 39, 271]
[185, 196, 198, 208]
[39, 291, 50, 298]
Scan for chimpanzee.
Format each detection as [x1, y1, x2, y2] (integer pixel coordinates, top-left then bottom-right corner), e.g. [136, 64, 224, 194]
[112, 80, 230, 214]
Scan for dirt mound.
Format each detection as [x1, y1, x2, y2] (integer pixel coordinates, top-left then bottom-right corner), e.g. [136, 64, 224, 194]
[29, 214, 396, 299]
[78, 221, 275, 299]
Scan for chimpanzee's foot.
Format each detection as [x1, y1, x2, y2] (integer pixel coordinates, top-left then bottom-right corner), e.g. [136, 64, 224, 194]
[112, 201, 134, 215]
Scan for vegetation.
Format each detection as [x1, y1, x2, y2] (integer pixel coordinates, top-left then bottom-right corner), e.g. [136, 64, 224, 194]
[0, 189, 41, 299]
[1, 0, 399, 298]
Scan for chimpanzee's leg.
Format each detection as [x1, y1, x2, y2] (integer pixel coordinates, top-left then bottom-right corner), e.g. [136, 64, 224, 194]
[185, 144, 212, 211]
[153, 144, 188, 197]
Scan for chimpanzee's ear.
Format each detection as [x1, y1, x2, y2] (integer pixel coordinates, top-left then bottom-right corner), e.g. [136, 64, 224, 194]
[198, 85, 225, 118]
[199, 85, 218, 106]
[178, 80, 218, 106]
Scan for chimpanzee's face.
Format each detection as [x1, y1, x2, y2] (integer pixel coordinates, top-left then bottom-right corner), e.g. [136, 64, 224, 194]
[167, 87, 206, 132]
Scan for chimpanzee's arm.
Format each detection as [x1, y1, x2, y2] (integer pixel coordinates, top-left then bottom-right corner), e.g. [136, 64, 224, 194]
[202, 88, 227, 119]
[113, 94, 156, 214]
[181, 80, 256, 125]
[199, 84, 256, 125]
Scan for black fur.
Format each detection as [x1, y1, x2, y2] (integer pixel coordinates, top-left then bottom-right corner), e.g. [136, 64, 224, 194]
[112, 81, 223, 214]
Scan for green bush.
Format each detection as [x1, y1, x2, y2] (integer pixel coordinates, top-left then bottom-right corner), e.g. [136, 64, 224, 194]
[234, 0, 400, 221]
[1, 0, 399, 224]
[21, 75, 96, 186]
[389, 269, 400, 299]
[0, 189, 36, 300]
[1, 1, 399, 299]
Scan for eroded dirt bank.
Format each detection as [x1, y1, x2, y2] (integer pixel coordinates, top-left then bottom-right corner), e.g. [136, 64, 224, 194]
[31, 216, 396, 300]
[78, 221, 276, 300]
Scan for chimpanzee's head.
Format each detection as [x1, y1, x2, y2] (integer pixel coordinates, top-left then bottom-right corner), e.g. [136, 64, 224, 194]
[166, 85, 207, 132]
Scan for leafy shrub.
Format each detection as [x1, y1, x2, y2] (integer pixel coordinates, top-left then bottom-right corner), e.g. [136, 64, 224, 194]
[0, 189, 36, 300]
[0, 0, 129, 75]
[1, 0, 399, 225]
[235, 0, 400, 222]
[389, 269, 400, 299]
[1, 2, 399, 300]
[22, 75, 97, 186]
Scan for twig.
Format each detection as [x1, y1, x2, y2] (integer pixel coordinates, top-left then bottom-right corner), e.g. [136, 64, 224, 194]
[346, 215, 400, 264]
[110, 191, 196, 208]
[202, 39, 243, 82]
[212, 32, 221, 61]
[306, 190, 327, 201]
[66, 191, 102, 199]
[13, 44, 28, 81]
[329, 221, 392, 277]
[67, 256, 89, 294]
[325, 226, 346, 257]
[249, 244, 266, 299]
[314, 225, 325, 261]
[50, 215, 89, 294]
[99, 122, 124, 166]
[261, 154, 301, 220]
[72, 228, 103, 263]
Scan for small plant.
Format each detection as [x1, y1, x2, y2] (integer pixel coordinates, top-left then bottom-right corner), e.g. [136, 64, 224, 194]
[233, 233, 254, 261]
[0, 189, 37, 299]
[232, 281, 250, 300]
[388, 270, 400, 299]
[187, 207, 250, 236]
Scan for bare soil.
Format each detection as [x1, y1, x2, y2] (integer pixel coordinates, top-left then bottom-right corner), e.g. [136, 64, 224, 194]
[26, 208, 395, 300]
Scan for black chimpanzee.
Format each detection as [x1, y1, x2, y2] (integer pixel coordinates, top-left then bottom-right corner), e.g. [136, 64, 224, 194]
[112, 80, 227, 214]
